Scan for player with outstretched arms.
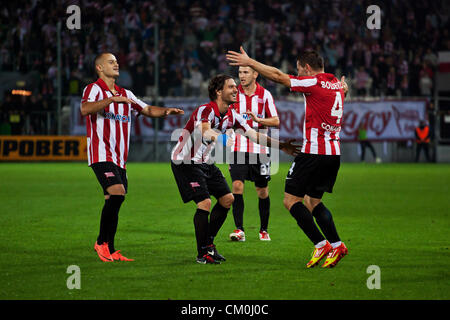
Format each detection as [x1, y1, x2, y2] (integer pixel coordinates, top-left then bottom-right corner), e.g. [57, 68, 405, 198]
[227, 47, 349, 268]
[81, 53, 184, 262]
[171, 74, 299, 264]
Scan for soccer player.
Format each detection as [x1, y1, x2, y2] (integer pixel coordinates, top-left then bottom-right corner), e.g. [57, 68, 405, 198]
[227, 47, 349, 268]
[81, 53, 184, 262]
[171, 74, 299, 264]
[228, 66, 279, 242]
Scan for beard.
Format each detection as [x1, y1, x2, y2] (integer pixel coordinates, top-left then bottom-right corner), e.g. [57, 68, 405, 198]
[224, 95, 237, 105]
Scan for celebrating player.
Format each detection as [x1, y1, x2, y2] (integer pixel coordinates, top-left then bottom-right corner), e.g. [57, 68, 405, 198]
[171, 74, 299, 264]
[228, 66, 279, 242]
[81, 53, 184, 262]
[227, 47, 349, 268]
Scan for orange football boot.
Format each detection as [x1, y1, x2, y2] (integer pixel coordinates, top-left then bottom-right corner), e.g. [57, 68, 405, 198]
[94, 242, 113, 262]
[111, 250, 134, 261]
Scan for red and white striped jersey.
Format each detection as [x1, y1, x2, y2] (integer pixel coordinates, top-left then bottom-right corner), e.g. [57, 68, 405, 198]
[171, 101, 252, 163]
[81, 78, 147, 169]
[289, 73, 344, 155]
[231, 83, 278, 154]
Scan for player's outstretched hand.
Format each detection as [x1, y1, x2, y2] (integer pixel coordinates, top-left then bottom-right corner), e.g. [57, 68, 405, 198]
[280, 139, 301, 156]
[341, 76, 349, 96]
[226, 46, 251, 67]
[165, 108, 185, 116]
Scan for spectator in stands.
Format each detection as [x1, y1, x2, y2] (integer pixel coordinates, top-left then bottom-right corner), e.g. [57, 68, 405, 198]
[132, 64, 147, 97]
[424, 48, 438, 67]
[0, 0, 449, 137]
[386, 66, 397, 96]
[188, 64, 203, 96]
[419, 69, 433, 97]
[370, 65, 383, 96]
[324, 42, 338, 75]
[171, 67, 184, 96]
[355, 66, 369, 96]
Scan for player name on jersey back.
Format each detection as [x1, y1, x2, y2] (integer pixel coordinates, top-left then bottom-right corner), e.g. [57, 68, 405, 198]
[320, 80, 344, 90]
[289, 73, 344, 156]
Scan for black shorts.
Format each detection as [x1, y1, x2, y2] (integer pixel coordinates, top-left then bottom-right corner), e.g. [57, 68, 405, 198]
[228, 152, 271, 188]
[91, 161, 128, 195]
[284, 153, 340, 199]
[171, 161, 231, 203]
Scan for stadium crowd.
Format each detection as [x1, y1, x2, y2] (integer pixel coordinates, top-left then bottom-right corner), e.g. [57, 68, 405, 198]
[0, 0, 449, 134]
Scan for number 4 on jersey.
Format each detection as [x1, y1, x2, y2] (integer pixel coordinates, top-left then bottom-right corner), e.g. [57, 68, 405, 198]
[331, 92, 343, 124]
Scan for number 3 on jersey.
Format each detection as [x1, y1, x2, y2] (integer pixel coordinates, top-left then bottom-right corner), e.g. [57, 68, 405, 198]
[331, 92, 343, 124]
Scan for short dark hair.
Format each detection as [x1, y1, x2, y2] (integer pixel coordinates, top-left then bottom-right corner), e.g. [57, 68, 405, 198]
[297, 51, 324, 71]
[93, 52, 111, 75]
[208, 74, 233, 101]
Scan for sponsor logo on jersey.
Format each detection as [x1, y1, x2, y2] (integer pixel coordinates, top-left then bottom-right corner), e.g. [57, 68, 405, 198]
[321, 122, 341, 132]
[104, 112, 131, 123]
[242, 114, 263, 120]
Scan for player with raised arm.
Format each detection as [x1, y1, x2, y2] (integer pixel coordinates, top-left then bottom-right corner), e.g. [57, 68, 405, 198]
[227, 47, 349, 268]
[171, 74, 299, 264]
[228, 66, 280, 242]
[81, 53, 184, 262]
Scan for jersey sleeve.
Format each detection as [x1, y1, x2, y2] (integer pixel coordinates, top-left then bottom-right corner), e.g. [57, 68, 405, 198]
[126, 90, 148, 114]
[192, 105, 215, 128]
[200, 107, 215, 123]
[263, 90, 278, 117]
[81, 84, 101, 104]
[289, 75, 318, 93]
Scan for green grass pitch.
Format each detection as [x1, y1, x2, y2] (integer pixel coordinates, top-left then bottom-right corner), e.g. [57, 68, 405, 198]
[0, 162, 449, 300]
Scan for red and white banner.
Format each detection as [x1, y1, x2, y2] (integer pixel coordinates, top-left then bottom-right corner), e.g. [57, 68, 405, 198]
[273, 99, 427, 141]
[71, 98, 427, 141]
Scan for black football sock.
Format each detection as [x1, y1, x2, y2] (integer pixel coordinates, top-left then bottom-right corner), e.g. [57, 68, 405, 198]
[97, 200, 110, 245]
[232, 193, 244, 231]
[97, 195, 124, 246]
[258, 196, 270, 232]
[289, 202, 325, 245]
[194, 208, 210, 258]
[208, 202, 230, 245]
[312, 202, 341, 244]
[106, 195, 125, 253]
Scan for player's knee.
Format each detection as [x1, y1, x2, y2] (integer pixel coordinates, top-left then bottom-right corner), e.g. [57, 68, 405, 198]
[256, 187, 269, 199]
[284, 193, 303, 211]
[232, 181, 244, 194]
[106, 184, 126, 196]
[283, 197, 294, 210]
[304, 196, 321, 212]
[303, 197, 313, 212]
[197, 198, 212, 212]
[219, 193, 234, 209]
